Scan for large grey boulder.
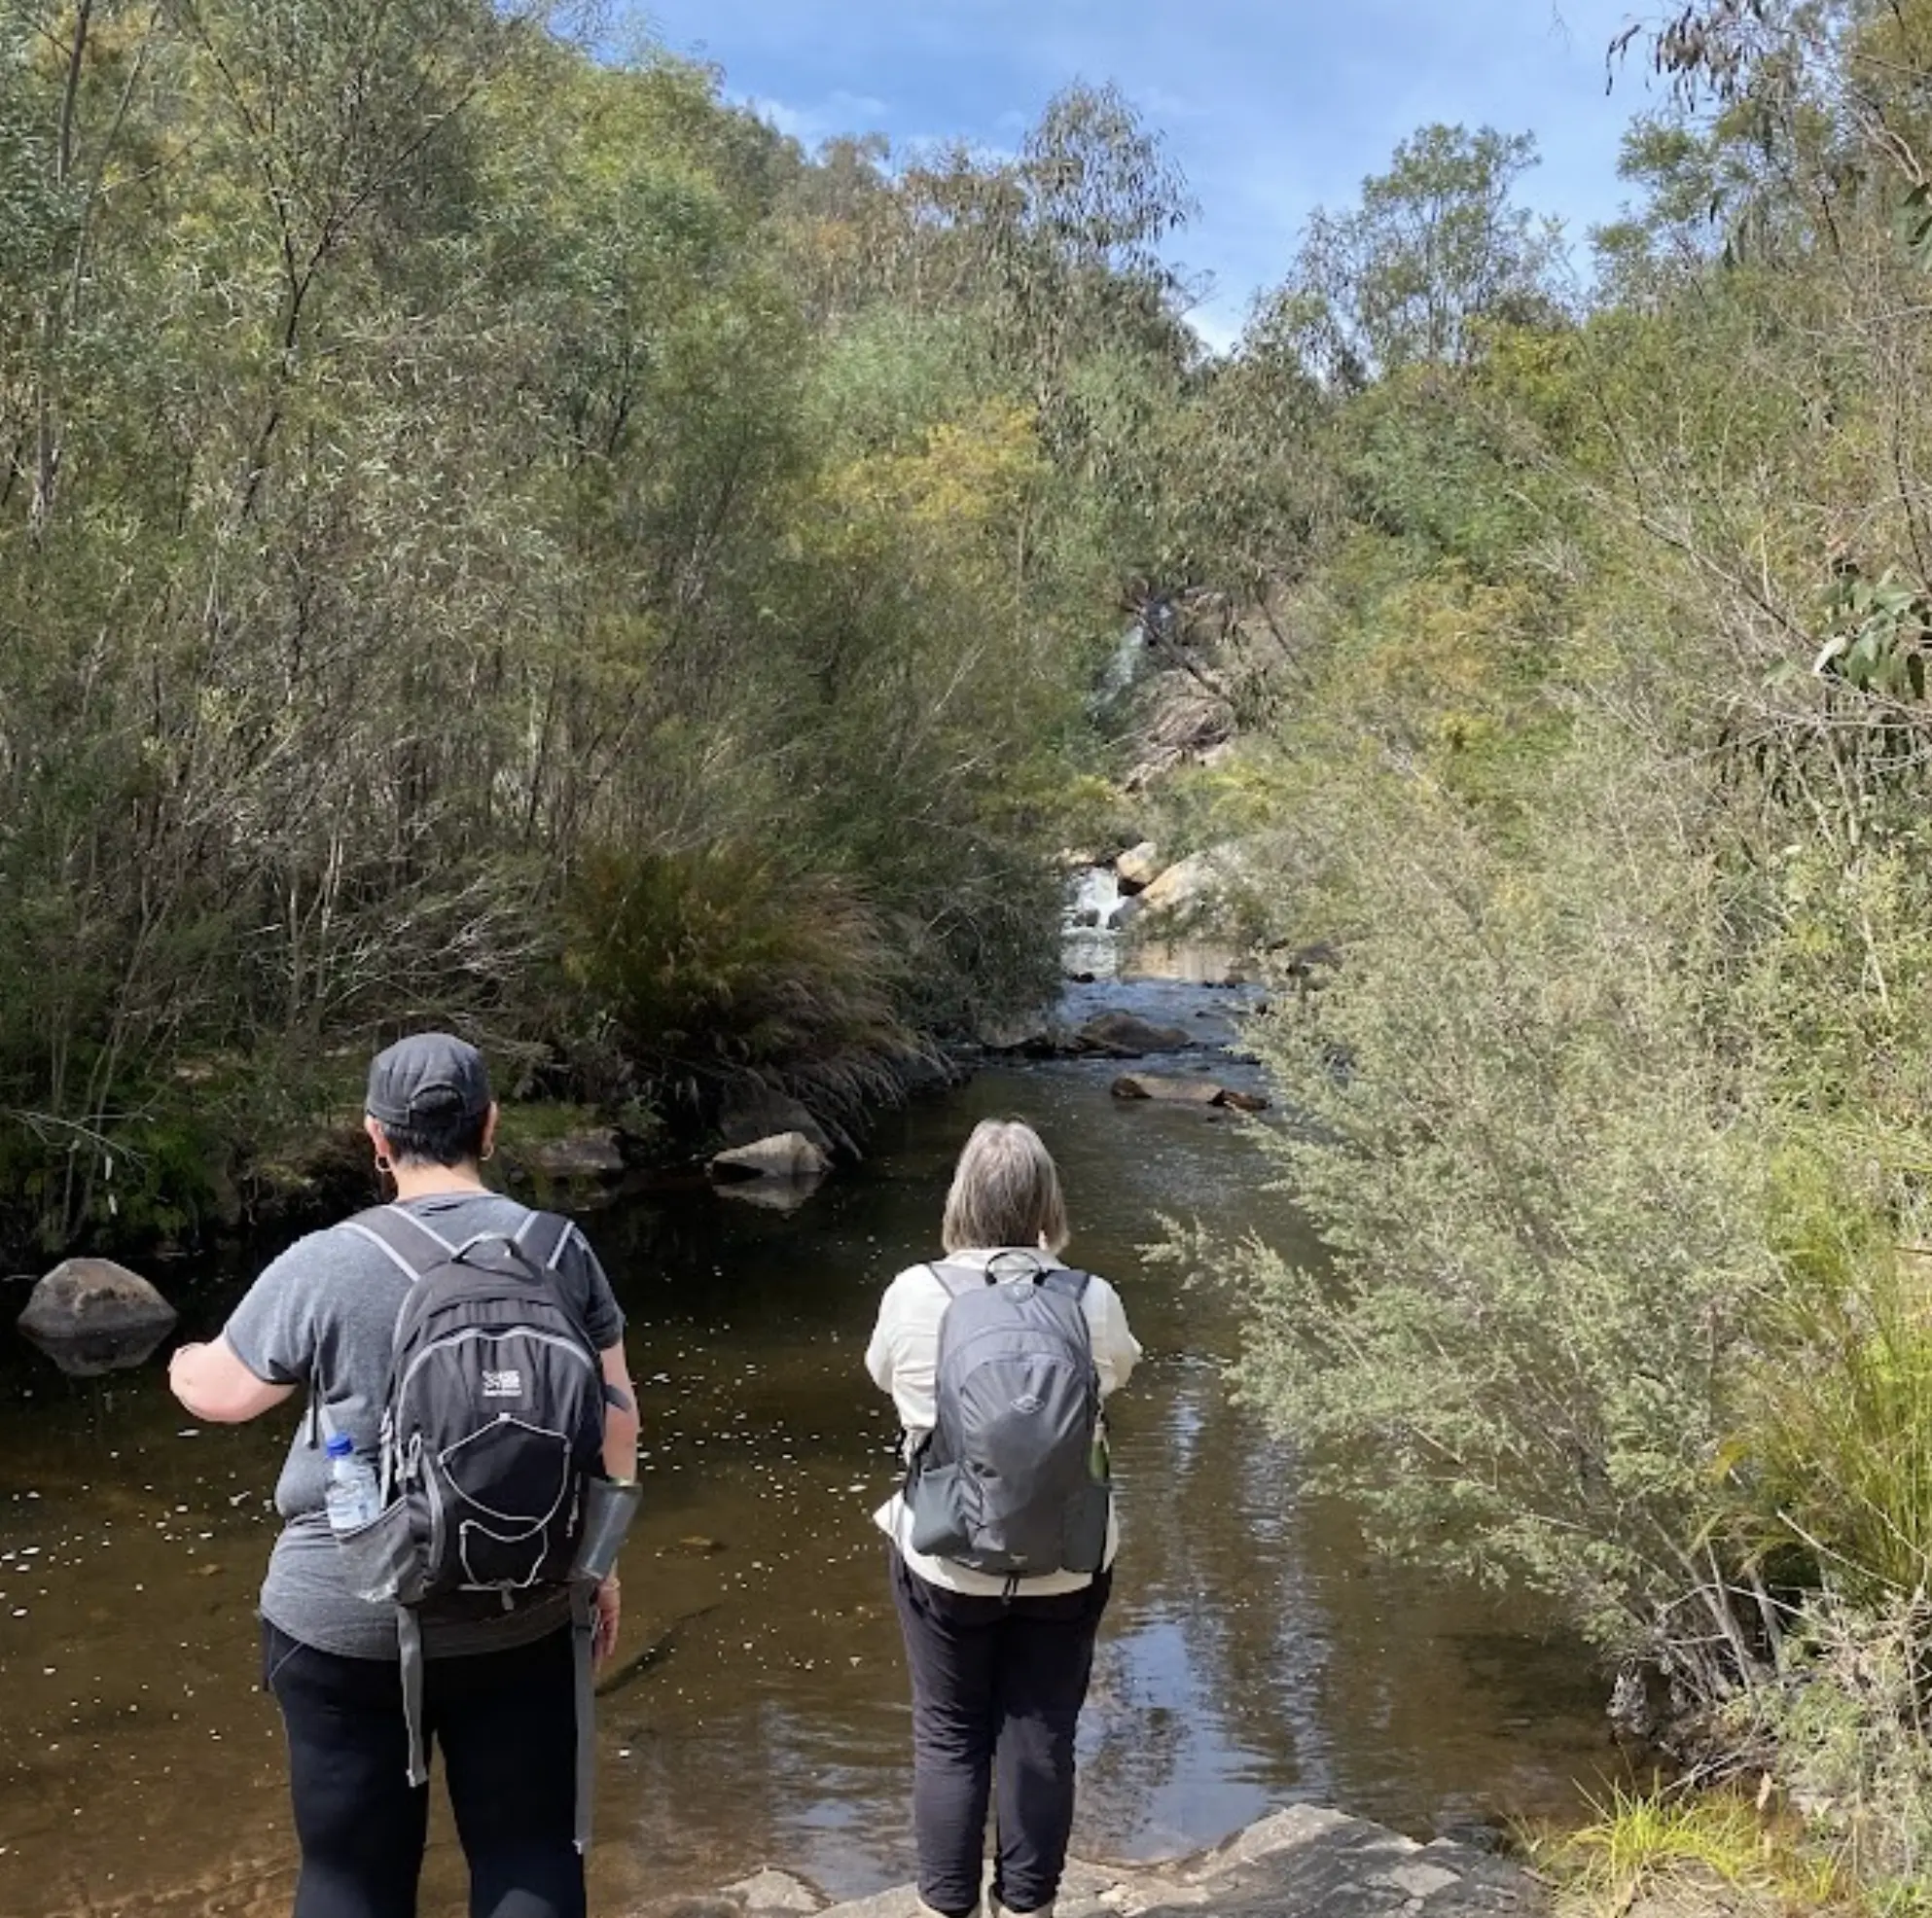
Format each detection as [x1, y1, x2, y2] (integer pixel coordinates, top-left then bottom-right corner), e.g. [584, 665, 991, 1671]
[1128, 1804, 1542, 1918]
[1073, 1011, 1197, 1057]
[976, 1012, 1065, 1056]
[18, 1259, 176, 1340]
[716, 1087, 836, 1159]
[17, 1259, 178, 1376]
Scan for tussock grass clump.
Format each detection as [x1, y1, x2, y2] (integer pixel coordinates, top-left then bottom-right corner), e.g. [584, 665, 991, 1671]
[1534, 1783, 1844, 1917]
[562, 841, 921, 1116]
[1726, 1161, 1932, 1606]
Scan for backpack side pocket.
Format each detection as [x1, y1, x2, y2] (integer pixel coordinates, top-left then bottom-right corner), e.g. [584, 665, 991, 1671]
[907, 1462, 974, 1560]
[333, 1494, 424, 1606]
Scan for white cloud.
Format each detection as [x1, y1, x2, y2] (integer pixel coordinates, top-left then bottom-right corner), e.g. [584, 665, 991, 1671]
[743, 87, 892, 147]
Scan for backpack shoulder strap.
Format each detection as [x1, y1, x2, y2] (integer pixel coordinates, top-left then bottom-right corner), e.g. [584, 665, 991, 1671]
[924, 1260, 984, 1301]
[1039, 1267, 1097, 1363]
[1039, 1266, 1092, 1302]
[337, 1204, 455, 1281]
[513, 1209, 576, 1272]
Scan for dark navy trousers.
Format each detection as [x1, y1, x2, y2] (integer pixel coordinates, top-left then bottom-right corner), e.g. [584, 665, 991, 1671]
[889, 1549, 1112, 1918]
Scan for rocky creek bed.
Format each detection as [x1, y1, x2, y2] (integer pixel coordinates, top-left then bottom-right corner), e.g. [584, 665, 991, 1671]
[663, 1805, 1542, 1918]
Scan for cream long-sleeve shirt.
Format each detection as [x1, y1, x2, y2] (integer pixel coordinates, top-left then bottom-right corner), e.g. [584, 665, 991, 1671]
[865, 1247, 1141, 1595]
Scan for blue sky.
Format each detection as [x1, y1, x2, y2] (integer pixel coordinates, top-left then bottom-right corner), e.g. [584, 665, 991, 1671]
[630, 1, 1668, 349]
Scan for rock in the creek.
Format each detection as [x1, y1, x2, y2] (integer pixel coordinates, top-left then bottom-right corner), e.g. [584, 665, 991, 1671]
[802, 1803, 1543, 1918]
[1115, 840, 1164, 893]
[1137, 1802, 1541, 1918]
[16, 1259, 178, 1377]
[708, 1132, 833, 1182]
[526, 1128, 626, 1183]
[976, 1011, 1064, 1055]
[18, 1259, 176, 1340]
[1111, 1074, 1269, 1113]
[1073, 1011, 1197, 1057]
[1137, 845, 1244, 920]
[1111, 1074, 1225, 1106]
[718, 1869, 824, 1915]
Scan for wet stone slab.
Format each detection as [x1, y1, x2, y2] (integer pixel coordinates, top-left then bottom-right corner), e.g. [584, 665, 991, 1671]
[635, 1805, 1545, 1918]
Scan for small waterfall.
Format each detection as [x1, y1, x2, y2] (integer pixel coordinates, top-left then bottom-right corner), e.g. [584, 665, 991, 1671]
[1061, 865, 1127, 979]
[1091, 623, 1144, 707]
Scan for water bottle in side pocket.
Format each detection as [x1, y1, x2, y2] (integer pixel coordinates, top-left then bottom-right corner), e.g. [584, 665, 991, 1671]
[324, 1434, 383, 1535]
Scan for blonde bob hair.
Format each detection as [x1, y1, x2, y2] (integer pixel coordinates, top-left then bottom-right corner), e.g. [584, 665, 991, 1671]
[940, 1119, 1069, 1256]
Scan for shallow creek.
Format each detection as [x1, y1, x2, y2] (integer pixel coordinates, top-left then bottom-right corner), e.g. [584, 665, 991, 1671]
[0, 982, 1628, 1917]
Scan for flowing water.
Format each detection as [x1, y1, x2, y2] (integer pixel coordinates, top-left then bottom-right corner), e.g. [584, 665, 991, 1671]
[0, 978, 1630, 1917]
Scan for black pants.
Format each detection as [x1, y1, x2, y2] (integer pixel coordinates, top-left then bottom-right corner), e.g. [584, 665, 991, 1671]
[263, 1620, 585, 1918]
[888, 1551, 1112, 1918]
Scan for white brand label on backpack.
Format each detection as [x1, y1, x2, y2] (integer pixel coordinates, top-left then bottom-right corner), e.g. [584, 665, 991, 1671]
[482, 1369, 523, 1399]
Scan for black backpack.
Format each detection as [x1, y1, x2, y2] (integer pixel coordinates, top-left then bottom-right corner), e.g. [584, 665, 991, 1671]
[337, 1203, 607, 1606]
[323, 1203, 614, 1846]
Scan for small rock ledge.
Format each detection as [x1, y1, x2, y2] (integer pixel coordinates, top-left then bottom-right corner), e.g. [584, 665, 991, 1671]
[640, 1805, 1543, 1918]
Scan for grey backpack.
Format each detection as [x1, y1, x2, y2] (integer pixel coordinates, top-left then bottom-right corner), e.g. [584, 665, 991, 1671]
[906, 1257, 1110, 1578]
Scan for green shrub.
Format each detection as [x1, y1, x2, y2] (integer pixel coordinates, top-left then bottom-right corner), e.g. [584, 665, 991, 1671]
[561, 842, 919, 1114]
[1162, 723, 1780, 1703]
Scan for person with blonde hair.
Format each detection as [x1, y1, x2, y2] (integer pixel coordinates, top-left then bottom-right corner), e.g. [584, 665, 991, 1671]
[867, 1119, 1140, 1918]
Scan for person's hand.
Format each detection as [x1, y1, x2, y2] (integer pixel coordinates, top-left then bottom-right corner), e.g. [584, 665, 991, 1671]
[592, 1573, 621, 1666]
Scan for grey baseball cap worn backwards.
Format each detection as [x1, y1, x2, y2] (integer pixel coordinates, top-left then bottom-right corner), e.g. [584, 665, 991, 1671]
[366, 1033, 492, 1126]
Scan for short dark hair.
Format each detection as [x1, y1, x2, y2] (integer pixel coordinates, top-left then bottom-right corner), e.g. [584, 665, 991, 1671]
[379, 1104, 489, 1169]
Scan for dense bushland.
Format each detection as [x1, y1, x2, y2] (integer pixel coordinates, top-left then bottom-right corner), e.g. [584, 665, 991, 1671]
[1126, 2, 1932, 1901]
[0, 2, 1197, 1250]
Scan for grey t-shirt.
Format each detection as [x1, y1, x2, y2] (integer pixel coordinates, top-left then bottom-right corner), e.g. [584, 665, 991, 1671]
[224, 1191, 625, 1661]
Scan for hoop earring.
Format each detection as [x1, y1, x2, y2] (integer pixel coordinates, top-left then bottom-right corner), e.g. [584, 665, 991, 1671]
[480, 1143, 496, 1163]
[375, 1153, 393, 1175]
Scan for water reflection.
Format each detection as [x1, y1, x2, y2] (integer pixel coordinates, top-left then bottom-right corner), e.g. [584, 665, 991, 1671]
[16, 1323, 175, 1377]
[0, 1051, 1624, 1918]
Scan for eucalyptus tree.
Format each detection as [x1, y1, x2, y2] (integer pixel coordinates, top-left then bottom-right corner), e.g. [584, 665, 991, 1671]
[1272, 124, 1562, 387]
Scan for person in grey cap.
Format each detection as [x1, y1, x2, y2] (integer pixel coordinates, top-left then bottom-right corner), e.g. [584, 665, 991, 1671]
[169, 1032, 638, 1918]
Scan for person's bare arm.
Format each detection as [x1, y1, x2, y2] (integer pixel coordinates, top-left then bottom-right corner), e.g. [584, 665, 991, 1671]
[169, 1335, 297, 1423]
